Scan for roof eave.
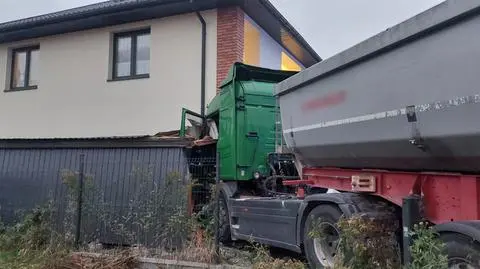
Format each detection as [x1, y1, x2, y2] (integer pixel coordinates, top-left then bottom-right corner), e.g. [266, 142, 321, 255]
[0, 0, 321, 67]
[240, 0, 321, 67]
[258, 0, 321, 64]
[0, 0, 221, 44]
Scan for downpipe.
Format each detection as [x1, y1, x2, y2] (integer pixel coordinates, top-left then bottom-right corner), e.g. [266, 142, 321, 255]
[196, 11, 207, 117]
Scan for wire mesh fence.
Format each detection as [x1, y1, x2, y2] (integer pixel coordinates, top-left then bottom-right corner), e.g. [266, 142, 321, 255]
[0, 152, 218, 259]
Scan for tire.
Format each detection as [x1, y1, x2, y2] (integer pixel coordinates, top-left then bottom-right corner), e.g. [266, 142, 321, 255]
[303, 204, 343, 269]
[218, 192, 231, 243]
[439, 233, 480, 269]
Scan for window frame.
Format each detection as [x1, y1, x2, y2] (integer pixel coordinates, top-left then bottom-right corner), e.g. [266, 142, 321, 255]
[8, 45, 40, 92]
[111, 28, 151, 81]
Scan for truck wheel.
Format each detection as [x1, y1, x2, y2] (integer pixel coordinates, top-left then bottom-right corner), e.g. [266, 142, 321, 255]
[218, 192, 231, 243]
[303, 204, 342, 269]
[440, 233, 480, 269]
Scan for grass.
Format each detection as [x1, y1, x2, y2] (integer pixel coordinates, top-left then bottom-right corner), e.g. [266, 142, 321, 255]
[0, 168, 450, 269]
[246, 240, 306, 269]
[0, 209, 450, 269]
[0, 205, 70, 269]
[0, 252, 15, 260]
[0, 249, 67, 269]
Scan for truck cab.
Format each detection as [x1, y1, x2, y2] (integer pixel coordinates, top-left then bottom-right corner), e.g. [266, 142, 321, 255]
[181, 62, 298, 192]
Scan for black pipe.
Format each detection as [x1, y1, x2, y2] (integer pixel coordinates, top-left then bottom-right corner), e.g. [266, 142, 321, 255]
[402, 195, 422, 265]
[196, 11, 207, 117]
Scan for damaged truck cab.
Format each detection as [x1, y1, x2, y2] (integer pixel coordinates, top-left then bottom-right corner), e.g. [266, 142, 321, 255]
[181, 62, 299, 190]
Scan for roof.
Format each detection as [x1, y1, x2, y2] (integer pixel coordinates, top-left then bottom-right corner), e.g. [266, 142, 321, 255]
[0, 134, 195, 149]
[207, 62, 297, 115]
[276, 0, 480, 96]
[0, 0, 321, 67]
[220, 62, 298, 88]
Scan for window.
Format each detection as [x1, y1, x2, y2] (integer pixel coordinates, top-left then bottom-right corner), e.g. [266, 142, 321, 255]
[9, 46, 40, 91]
[112, 29, 151, 80]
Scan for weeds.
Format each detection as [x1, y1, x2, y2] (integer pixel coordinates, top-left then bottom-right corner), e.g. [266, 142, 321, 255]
[333, 215, 401, 269]
[0, 206, 52, 252]
[409, 222, 448, 269]
[60, 167, 196, 249]
[173, 228, 218, 264]
[246, 240, 306, 269]
[308, 214, 450, 269]
[0, 204, 70, 269]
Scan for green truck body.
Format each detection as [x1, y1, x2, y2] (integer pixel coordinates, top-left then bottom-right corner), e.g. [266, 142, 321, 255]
[199, 63, 297, 181]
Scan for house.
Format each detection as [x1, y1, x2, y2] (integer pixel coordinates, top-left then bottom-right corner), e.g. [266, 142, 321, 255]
[0, 0, 320, 138]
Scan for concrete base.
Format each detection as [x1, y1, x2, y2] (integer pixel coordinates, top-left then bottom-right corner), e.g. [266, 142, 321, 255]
[75, 252, 250, 269]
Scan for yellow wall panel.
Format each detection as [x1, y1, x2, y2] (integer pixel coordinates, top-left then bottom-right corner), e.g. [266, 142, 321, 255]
[281, 51, 301, 71]
[243, 20, 260, 66]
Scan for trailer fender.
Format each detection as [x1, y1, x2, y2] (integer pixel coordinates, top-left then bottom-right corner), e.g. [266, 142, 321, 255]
[434, 221, 480, 243]
[296, 193, 364, 247]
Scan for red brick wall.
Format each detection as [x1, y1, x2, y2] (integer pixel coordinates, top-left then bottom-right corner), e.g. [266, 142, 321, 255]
[217, 7, 245, 92]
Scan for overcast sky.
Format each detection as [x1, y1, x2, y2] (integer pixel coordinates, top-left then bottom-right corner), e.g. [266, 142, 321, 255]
[0, 0, 444, 59]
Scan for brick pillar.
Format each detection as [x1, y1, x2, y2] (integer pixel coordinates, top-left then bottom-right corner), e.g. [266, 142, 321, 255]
[217, 7, 244, 92]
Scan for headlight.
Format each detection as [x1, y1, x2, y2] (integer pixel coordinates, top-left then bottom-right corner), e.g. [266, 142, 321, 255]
[254, 172, 261, 179]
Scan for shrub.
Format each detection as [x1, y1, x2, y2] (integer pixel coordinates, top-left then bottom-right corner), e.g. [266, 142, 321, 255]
[0, 204, 70, 269]
[0, 205, 53, 252]
[308, 213, 452, 269]
[334, 215, 401, 269]
[409, 222, 448, 269]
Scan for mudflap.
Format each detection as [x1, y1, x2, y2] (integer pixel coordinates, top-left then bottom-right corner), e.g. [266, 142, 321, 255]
[229, 196, 303, 253]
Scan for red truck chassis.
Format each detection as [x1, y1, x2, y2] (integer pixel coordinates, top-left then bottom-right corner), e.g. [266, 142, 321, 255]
[285, 167, 480, 224]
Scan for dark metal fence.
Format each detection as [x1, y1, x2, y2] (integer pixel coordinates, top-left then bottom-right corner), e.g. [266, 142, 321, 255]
[0, 148, 216, 250]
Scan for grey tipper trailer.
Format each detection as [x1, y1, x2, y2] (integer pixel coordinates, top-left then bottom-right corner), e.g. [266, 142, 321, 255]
[277, 0, 480, 174]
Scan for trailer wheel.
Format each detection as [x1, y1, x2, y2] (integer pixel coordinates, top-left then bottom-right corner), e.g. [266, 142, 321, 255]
[218, 192, 231, 243]
[303, 204, 342, 269]
[440, 233, 480, 269]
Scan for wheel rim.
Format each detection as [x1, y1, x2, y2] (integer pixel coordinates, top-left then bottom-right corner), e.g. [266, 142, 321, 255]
[449, 257, 477, 269]
[313, 222, 340, 267]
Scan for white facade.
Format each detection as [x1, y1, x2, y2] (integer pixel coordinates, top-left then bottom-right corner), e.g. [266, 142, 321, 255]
[0, 10, 217, 138]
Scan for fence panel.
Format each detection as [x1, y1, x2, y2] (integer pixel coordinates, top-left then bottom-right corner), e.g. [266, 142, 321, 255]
[0, 147, 216, 250]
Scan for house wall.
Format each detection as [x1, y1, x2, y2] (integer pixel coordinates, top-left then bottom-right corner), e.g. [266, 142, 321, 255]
[216, 7, 244, 90]
[0, 10, 217, 138]
[215, 8, 304, 92]
[243, 14, 304, 71]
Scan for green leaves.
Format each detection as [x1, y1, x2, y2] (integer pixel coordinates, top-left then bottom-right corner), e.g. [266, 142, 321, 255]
[409, 222, 448, 269]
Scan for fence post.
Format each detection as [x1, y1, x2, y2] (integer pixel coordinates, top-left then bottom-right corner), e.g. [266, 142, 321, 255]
[75, 154, 85, 249]
[214, 152, 220, 262]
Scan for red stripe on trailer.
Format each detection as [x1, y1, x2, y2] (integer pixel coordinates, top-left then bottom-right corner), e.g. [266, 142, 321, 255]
[285, 167, 480, 224]
[301, 90, 346, 111]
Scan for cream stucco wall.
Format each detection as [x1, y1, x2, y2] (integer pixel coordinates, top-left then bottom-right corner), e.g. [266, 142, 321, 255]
[0, 10, 217, 138]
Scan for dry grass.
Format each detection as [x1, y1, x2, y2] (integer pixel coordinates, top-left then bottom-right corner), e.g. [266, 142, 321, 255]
[253, 259, 306, 269]
[171, 228, 218, 264]
[247, 241, 306, 269]
[88, 227, 219, 265]
[48, 251, 138, 269]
